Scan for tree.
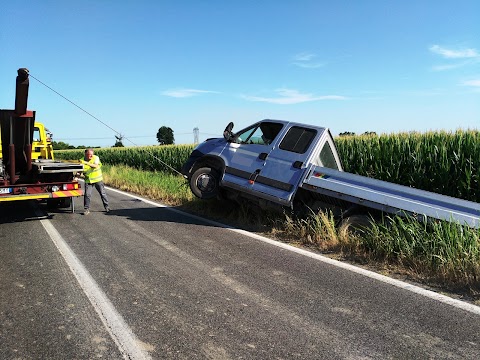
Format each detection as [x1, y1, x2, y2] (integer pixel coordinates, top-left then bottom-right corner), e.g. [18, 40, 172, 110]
[156, 126, 174, 145]
[52, 141, 75, 150]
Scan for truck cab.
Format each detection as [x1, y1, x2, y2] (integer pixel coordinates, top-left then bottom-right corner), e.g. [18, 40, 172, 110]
[183, 118, 480, 228]
[182, 119, 343, 210]
[32, 122, 54, 160]
[0, 121, 53, 160]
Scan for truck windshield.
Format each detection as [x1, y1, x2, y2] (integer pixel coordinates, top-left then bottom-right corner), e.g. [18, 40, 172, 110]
[236, 122, 283, 145]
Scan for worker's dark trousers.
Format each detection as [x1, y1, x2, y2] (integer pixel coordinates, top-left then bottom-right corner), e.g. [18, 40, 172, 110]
[84, 181, 109, 210]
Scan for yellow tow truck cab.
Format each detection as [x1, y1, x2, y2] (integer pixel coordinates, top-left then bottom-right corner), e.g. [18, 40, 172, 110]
[0, 121, 54, 160]
[32, 122, 54, 160]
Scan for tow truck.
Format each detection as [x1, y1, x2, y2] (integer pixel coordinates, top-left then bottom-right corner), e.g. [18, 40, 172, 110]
[0, 68, 83, 211]
[182, 120, 480, 229]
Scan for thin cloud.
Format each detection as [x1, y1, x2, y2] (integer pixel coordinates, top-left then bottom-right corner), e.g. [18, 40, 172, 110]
[162, 88, 218, 98]
[429, 45, 479, 59]
[294, 62, 326, 69]
[431, 63, 468, 71]
[429, 44, 480, 71]
[462, 79, 480, 87]
[292, 52, 326, 69]
[241, 88, 346, 105]
[294, 52, 316, 61]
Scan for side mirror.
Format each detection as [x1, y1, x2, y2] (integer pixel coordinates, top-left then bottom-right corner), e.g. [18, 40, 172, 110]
[223, 122, 235, 141]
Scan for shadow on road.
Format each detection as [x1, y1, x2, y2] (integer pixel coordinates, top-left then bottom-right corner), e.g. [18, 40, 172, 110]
[0, 196, 272, 234]
[0, 200, 54, 224]
[105, 205, 232, 228]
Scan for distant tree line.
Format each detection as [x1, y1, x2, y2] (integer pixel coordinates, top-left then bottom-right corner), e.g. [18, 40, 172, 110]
[52, 141, 101, 150]
[53, 126, 176, 149]
[339, 131, 377, 137]
[52, 141, 89, 150]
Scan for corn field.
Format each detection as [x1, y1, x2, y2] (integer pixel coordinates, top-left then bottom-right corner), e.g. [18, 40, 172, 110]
[55, 145, 195, 174]
[335, 130, 480, 203]
[56, 129, 480, 202]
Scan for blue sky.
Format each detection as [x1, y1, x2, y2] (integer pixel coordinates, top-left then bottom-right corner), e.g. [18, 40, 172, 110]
[1, 1, 479, 147]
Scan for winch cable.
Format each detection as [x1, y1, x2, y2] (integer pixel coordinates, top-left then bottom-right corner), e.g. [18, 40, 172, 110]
[29, 73, 185, 177]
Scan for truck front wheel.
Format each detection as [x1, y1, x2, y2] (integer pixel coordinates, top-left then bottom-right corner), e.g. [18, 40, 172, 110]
[190, 167, 219, 200]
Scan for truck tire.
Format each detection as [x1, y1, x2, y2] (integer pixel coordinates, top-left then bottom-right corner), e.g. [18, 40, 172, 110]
[46, 198, 72, 209]
[190, 167, 219, 200]
[46, 199, 59, 208]
[59, 197, 72, 208]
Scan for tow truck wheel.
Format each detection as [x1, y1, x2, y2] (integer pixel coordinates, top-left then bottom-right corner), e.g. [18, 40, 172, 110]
[190, 167, 219, 199]
[46, 198, 72, 209]
[59, 198, 72, 208]
[46, 199, 58, 209]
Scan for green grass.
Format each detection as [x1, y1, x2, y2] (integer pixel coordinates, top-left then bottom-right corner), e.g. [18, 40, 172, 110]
[361, 215, 480, 287]
[102, 164, 194, 206]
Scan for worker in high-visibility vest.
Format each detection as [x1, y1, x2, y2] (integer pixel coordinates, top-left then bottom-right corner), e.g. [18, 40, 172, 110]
[80, 149, 110, 215]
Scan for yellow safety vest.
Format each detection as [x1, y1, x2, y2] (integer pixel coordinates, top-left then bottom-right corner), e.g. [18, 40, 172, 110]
[80, 155, 103, 184]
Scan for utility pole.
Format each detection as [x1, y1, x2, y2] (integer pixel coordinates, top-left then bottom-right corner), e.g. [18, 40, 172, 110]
[193, 127, 199, 144]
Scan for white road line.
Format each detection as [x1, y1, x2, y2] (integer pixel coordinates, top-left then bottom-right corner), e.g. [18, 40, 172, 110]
[36, 209, 152, 360]
[107, 186, 480, 316]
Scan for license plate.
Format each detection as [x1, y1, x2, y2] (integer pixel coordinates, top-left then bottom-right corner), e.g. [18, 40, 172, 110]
[0, 188, 12, 194]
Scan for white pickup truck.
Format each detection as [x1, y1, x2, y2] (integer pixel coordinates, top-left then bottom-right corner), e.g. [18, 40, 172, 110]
[181, 119, 480, 228]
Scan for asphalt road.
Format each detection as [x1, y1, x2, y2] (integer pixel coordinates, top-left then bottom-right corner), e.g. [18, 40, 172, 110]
[1, 187, 479, 359]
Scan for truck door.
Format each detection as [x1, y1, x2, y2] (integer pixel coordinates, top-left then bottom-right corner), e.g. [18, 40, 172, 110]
[220, 121, 284, 192]
[251, 125, 322, 205]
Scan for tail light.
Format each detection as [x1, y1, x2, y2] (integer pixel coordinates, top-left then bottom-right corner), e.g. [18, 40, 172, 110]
[62, 183, 79, 190]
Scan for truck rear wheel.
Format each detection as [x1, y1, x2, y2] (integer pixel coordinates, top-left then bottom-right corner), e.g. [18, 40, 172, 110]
[190, 167, 219, 199]
[46, 198, 72, 209]
[58, 198, 72, 208]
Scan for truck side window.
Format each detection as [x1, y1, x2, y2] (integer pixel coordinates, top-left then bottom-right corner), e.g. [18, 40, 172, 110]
[279, 126, 316, 154]
[259, 122, 283, 145]
[319, 141, 339, 169]
[33, 127, 41, 142]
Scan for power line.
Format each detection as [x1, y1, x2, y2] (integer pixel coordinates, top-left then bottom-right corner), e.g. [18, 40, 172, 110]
[56, 135, 153, 141]
[29, 73, 183, 176]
